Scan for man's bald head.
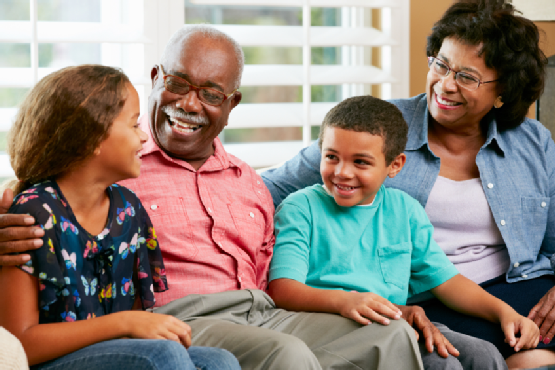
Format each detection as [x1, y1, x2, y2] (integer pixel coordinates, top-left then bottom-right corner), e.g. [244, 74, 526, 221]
[160, 24, 244, 89]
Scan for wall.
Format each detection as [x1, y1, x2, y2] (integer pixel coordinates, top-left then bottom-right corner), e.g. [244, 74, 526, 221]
[530, 22, 555, 119]
[409, 0, 452, 97]
[537, 21, 555, 60]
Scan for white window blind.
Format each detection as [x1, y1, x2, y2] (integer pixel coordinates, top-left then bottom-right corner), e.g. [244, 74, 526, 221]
[0, 0, 409, 176]
[0, 0, 185, 178]
[186, 0, 410, 168]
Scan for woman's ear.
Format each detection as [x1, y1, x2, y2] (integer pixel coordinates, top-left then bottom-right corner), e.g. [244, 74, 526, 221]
[388, 153, 407, 178]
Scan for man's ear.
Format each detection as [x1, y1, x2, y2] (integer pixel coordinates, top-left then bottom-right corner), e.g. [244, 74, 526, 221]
[230, 91, 242, 110]
[151, 65, 160, 88]
[387, 153, 406, 178]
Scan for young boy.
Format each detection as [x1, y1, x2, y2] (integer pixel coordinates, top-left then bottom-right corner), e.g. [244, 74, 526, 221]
[268, 96, 539, 368]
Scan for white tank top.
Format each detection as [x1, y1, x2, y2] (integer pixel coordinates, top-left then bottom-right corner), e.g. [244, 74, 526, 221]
[424, 176, 510, 284]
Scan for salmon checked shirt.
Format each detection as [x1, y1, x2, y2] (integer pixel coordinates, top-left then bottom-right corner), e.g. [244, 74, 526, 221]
[119, 115, 275, 307]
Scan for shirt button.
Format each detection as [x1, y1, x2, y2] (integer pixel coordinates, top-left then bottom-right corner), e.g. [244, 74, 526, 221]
[150, 204, 158, 210]
[250, 212, 254, 218]
[238, 276, 242, 283]
[487, 183, 494, 189]
[257, 181, 260, 185]
[541, 202, 547, 208]
[522, 274, 528, 278]
[500, 220, 506, 226]
[513, 262, 520, 268]
[207, 207, 212, 213]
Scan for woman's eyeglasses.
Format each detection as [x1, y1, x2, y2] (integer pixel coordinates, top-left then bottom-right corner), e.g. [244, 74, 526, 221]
[427, 57, 498, 91]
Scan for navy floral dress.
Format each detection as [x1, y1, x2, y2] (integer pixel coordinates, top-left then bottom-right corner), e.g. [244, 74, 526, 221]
[10, 180, 167, 323]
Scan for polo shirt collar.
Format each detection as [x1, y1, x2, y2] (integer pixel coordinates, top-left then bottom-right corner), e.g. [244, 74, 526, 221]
[138, 114, 241, 173]
[404, 94, 505, 156]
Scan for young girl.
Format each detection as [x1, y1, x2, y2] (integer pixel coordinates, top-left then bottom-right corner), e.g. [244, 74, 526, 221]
[0, 65, 240, 370]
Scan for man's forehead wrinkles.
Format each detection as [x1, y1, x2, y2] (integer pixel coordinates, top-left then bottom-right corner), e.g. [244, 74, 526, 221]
[170, 69, 225, 92]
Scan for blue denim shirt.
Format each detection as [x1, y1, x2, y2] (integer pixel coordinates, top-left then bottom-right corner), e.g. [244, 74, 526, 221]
[262, 93, 555, 283]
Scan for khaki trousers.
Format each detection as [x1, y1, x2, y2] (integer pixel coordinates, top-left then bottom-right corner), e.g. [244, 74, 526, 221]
[154, 289, 423, 370]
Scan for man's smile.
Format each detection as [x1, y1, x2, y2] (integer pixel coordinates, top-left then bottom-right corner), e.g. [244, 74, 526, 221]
[168, 116, 202, 133]
[162, 104, 209, 134]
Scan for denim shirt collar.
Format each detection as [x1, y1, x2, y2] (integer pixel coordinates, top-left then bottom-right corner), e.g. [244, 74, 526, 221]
[404, 94, 506, 156]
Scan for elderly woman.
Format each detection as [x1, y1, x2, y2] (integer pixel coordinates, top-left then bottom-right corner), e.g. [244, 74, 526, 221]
[262, 0, 552, 368]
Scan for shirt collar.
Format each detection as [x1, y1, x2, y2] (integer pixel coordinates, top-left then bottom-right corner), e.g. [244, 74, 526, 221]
[137, 114, 242, 173]
[405, 95, 430, 152]
[404, 94, 505, 155]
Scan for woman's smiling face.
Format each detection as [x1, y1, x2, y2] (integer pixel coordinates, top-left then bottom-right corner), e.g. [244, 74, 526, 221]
[426, 37, 501, 131]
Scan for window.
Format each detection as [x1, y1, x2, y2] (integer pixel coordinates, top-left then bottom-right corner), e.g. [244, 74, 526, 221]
[0, 0, 409, 177]
[0, 0, 181, 178]
[185, 0, 409, 168]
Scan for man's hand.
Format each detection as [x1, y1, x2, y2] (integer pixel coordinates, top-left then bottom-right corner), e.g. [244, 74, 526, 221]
[529, 286, 555, 345]
[0, 188, 44, 266]
[398, 304, 460, 358]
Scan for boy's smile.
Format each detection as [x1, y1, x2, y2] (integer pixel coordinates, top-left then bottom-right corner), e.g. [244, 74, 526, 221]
[320, 127, 404, 207]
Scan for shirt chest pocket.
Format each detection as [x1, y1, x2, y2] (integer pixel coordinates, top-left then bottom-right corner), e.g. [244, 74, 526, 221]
[227, 203, 266, 253]
[377, 242, 412, 290]
[521, 196, 550, 253]
[143, 197, 198, 259]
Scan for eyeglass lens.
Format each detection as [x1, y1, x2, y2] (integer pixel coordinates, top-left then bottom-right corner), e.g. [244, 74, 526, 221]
[165, 76, 225, 105]
[429, 58, 480, 90]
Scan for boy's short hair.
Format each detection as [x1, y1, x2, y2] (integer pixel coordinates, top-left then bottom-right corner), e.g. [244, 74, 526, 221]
[318, 96, 408, 165]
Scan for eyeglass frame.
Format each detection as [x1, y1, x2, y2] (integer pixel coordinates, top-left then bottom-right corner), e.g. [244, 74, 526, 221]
[158, 64, 238, 107]
[427, 57, 498, 91]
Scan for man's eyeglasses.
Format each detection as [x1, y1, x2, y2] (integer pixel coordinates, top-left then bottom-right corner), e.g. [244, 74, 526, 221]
[427, 57, 498, 91]
[159, 65, 237, 107]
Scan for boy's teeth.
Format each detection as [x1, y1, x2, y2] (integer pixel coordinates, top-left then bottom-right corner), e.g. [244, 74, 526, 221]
[336, 184, 355, 190]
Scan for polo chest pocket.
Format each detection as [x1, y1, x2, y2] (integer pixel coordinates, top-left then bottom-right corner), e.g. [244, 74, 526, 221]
[377, 242, 412, 290]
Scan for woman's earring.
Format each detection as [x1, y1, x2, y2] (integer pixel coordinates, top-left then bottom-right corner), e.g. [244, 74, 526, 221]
[94, 148, 101, 156]
[494, 96, 504, 109]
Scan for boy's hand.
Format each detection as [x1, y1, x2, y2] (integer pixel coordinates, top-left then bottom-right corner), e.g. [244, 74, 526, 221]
[501, 311, 539, 352]
[338, 291, 402, 326]
[122, 311, 192, 348]
[398, 305, 459, 358]
[0, 188, 44, 266]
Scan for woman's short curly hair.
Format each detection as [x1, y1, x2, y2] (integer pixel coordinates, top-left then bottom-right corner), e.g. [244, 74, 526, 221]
[427, 0, 547, 129]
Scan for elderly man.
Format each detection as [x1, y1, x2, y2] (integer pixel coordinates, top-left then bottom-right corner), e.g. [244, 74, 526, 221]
[0, 25, 507, 370]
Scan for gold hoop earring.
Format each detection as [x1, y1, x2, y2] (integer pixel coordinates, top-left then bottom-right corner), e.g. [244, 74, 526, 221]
[494, 96, 504, 109]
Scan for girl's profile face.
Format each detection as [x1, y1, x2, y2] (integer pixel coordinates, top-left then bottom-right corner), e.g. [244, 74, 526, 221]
[95, 84, 147, 182]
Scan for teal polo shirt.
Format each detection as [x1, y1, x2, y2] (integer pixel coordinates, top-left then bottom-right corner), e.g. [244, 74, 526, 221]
[269, 184, 459, 305]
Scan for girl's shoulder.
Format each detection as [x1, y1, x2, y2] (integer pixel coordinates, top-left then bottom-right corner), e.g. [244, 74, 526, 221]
[10, 180, 68, 215]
